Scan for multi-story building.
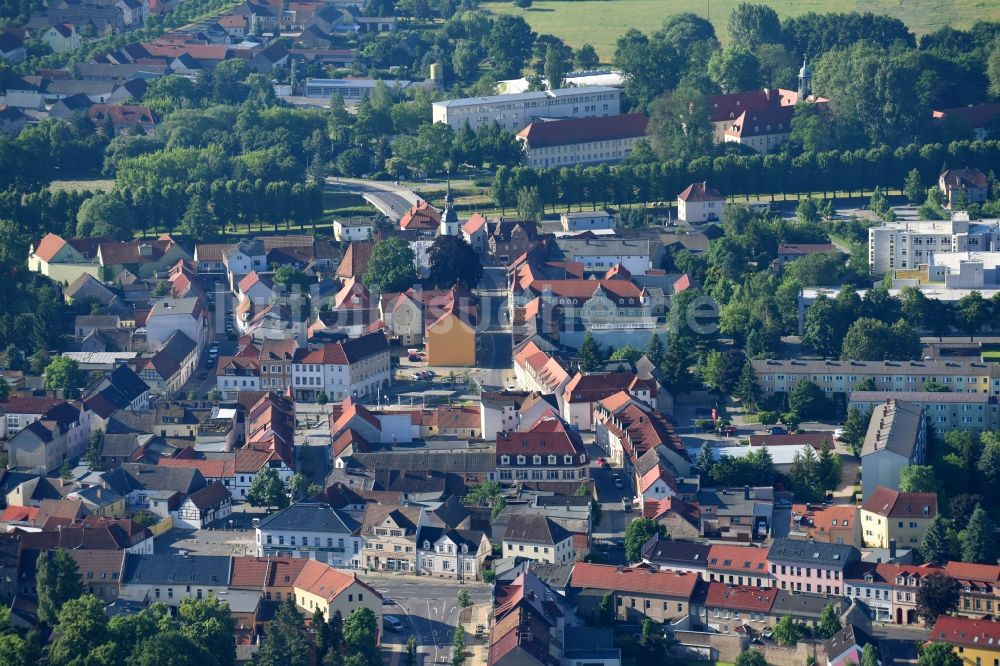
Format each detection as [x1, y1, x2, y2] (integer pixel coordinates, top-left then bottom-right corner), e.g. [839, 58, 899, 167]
[516, 113, 647, 168]
[946, 561, 1000, 618]
[940, 168, 989, 209]
[696, 486, 773, 542]
[553, 236, 652, 276]
[849, 391, 1000, 435]
[258, 338, 296, 392]
[122, 554, 231, 606]
[753, 358, 1000, 398]
[929, 616, 1000, 666]
[570, 562, 699, 624]
[360, 504, 421, 574]
[255, 502, 363, 568]
[145, 296, 206, 355]
[492, 414, 589, 483]
[432, 85, 621, 132]
[502, 514, 574, 564]
[8, 402, 88, 473]
[860, 399, 927, 500]
[560, 210, 615, 232]
[677, 182, 725, 223]
[859, 487, 937, 549]
[706, 544, 772, 588]
[767, 538, 859, 596]
[415, 528, 491, 581]
[867, 215, 1000, 275]
[291, 331, 390, 402]
[695, 582, 776, 635]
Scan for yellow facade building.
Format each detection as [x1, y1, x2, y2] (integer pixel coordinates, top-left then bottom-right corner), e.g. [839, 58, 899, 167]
[860, 487, 937, 550]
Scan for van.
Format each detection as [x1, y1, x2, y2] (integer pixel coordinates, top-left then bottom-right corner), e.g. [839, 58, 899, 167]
[383, 615, 403, 632]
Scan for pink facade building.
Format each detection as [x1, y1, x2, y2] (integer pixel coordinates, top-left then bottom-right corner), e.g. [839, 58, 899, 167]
[767, 538, 859, 596]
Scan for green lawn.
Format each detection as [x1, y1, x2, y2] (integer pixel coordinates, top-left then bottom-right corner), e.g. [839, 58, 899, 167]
[483, 0, 1000, 61]
[49, 178, 115, 193]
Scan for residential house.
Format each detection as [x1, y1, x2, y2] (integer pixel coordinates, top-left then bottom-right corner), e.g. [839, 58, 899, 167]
[462, 214, 488, 257]
[174, 481, 231, 529]
[488, 570, 567, 666]
[592, 392, 682, 492]
[333, 218, 376, 242]
[215, 354, 261, 400]
[255, 502, 362, 568]
[0, 397, 67, 439]
[63, 273, 116, 306]
[492, 414, 588, 483]
[8, 402, 87, 473]
[946, 561, 1000, 619]
[41, 23, 80, 52]
[789, 504, 859, 546]
[99, 463, 206, 517]
[425, 295, 476, 367]
[360, 504, 421, 574]
[940, 168, 988, 209]
[121, 554, 230, 605]
[512, 340, 571, 398]
[560, 211, 615, 232]
[696, 486, 773, 542]
[0, 31, 26, 63]
[553, 236, 652, 276]
[928, 616, 1000, 666]
[415, 527, 490, 581]
[723, 105, 796, 153]
[502, 514, 574, 564]
[768, 538, 860, 596]
[516, 113, 648, 168]
[291, 559, 382, 624]
[133, 330, 198, 395]
[825, 623, 877, 666]
[336, 241, 373, 281]
[145, 296, 206, 355]
[706, 544, 772, 588]
[96, 236, 191, 279]
[87, 104, 157, 134]
[80, 364, 150, 432]
[776, 243, 842, 266]
[860, 487, 937, 549]
[258, 338, 296, 392]
[772, 589, 848, 631]
[68, 549, 126, 601]
[479, 391, 537, 440]
[567, 373, 655, 430]
[0, 106, 28, 134]
[677, 182, 724, 223]
[487, 219, 540, 266]
[570, 562, 699, 624]
[291, 331, 390, 402]
[28, 233, 102, 283]
[860, 400, 927, 500]
[640, 539, 710, 576]
[694, 582, 777, 635]
[641, 496, 702, 541]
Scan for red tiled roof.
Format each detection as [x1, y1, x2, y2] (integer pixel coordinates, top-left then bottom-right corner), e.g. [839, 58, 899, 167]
[517, 113, 648, 149]
[678, 181, 723, 202]
[703, 582, 777, 612]
[32, 233, 68, 262]
[861, 487, 938, 519]
[158, 457, 234, 478]
[399, 200, 440, 230]
[707, 545, 769, 574]
[463, 213, 487, 235]
[944, 561, 1000, 584]
[496, 415, 585, 458]
[725, 105, 795, 138]
[0, 505, 38, 523]
[0, 396, 66, 415]
[571, 562, 699, 598]
[708, 88, 799, 123]
[336, 241, 373, 279]
[930, 615, 1000, 649]
[942, 167, 988, 190]
[87, 104, 156, 128]
[933, 103, 1000, 129]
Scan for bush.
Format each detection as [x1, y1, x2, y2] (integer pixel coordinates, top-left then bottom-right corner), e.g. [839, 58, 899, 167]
[694, 418, 713, 431]
[781, 412, 801, 430]
[474, 178, 491, 187]
[757, 411, 778, 425]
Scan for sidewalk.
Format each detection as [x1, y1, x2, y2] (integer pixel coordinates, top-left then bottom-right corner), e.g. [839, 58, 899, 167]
[462, 603, 491, 666]
[360, 570, 489, 587]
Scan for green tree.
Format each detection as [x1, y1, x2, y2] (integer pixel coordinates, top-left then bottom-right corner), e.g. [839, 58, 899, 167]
[955, 291, 989, 340]
[178, 596, 236, 665]
[817, 604, 842, 639]
[660, 334, 692, 392]
[904, 169, 925, 203]
[485, 15, 536, 79]
[817, 438, 842, 491]
[624, 517, 667, 562]
[44, 356, 82, 398]
[645, 333, 666, 368]
[574, 44, 599, 70]
[727, 2, 780, 49]
[0, 634, 31, 666]
[544, 44, 567, 90]
[840, 318, 920, 361]
[316, 390, 329, 405]
[131, 630, 212, 666]
[962, 505, 998, 564]
[516, 185, 541, 222]
[75, 191, 135, 239]
[772, 615, 802, 646]
[179, 195, 218, 242]
[647, 84, 712, 161]
[464, 480, 502, 507]
[860, 643, 880, 666]
[708, 44, 761, 93]
[916, 572, 960, 626]
[735, 650, 768, 666]
[700, 349, 744, 395]
[899, 465, 938, 493]
[345, 607, 381, 666]
[404, 636, 417, 666]
[37, 548, 84, 626]
[788, 379, 829, 421]
[918, 642, 963, 666]
[597, 592, 614, 625]
[457, 588, 471, 608]
[256, 598, 310, 666]
[0, 376, 8, 401]
[84, 430, 103, 470]
[609, 345, 642, 366]
[362, 237, 417, 293]
[579, 332, 603, 372]
[48, 595, 110, 664]
[695, 441, 715, 482]
[842, 408, 869, 457]
[428, 235, 483, 290]
[921, 515, 952, 565]
[246, 467, 289, 511]
[287, 473, 314, 502]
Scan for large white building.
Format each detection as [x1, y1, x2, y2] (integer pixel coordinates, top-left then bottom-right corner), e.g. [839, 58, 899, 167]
[431, 85, 621, 132]
[516, 113, 647, 168]
[867, 215, 1000, 275]
[925, 250, 1000, 288]
[291, 330, 390, 402]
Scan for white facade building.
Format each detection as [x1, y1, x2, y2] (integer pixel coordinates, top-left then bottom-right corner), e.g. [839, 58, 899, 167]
[561, 211, 616, 232]
[432, 85, 621, 132]
[145, 297, 206, 355]
[677, 182, 725, 223]
[291, 331, 390, 402]
[256, 502, 363, 568]
[867, 216, 1000, 275]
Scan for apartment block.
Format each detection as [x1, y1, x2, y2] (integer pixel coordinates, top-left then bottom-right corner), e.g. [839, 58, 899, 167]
[432, 85, 621, 132]
[849, 391, 1000, 434]
[867, 216, 1000, 275]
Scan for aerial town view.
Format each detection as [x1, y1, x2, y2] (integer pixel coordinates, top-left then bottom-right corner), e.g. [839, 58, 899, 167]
[3, 0, 1000, 664]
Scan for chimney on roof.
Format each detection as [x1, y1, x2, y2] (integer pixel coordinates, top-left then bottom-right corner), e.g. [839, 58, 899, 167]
[744, 485, 750, 500]
[889, 538, 897, 559]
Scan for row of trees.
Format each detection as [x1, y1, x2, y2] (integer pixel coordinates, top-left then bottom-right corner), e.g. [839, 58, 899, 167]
[491, 139, 1000, 213]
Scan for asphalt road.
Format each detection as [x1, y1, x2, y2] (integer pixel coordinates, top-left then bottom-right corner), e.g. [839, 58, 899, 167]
[325, 177, 421, 221]
[371, 576, 492, 666]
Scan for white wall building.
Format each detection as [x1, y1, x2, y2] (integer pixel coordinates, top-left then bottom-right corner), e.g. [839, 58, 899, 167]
[561, 211, 616, 232]
[145, 297, 206, 355]
[677, 182, 725, 223]
[256, 502, 363, 568]
[432, 85, 621, 132]
[867, 216, 1000, 275]
[517, 113, 647, 168]
[291, 331, 390, 402]
[333, 218, 376, 242]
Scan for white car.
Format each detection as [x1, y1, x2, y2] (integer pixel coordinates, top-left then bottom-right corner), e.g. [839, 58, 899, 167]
[833, 428, 846, 441]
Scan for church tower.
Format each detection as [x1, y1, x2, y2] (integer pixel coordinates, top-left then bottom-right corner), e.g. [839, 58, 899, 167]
[798, 57, 812, 98]
[440, 182, 459, 236]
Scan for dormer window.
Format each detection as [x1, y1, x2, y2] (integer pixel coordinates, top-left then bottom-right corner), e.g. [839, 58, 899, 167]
[517, 455, 525, 464]
[548, 455, 556, 465]
[533, 455, 541, 465]
[501, 455, 510, 465]
[423, 540, 430, 549]
[579, 454, 585, 463]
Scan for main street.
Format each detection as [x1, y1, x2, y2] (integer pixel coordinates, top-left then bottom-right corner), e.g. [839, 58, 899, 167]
[370, 575, 492, 666]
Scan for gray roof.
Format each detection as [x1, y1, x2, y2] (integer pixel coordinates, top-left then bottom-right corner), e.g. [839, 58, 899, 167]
[849, 391, 991, 404]
[349, 451, 496, 474]
[103, 463, 205, 495]
[503, 514, 572, 545]
[555, 237, 651, 258]
[534, 495, 590, 508]
[101, 433, 139, 458]
[772, 589, 846, 618]
[257, 502, 358, 534]
[825, 622, 875, 660]
[768, 538, 858, 569]
[641, 538, 710, 567]
[753, 357, 1000, 378]
[149, 297, 200, 317]
[861, 399, 923, 458]
[528, 562, 574, 590]
[434, 85, 618, 108]
[124, 554, 231, 586]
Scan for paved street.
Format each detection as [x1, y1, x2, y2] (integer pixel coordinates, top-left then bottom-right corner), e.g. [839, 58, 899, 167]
[325, 177, 421, 221]
[370, 575, 492, 666]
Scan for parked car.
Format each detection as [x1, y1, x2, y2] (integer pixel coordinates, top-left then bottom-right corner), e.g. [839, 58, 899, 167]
[382, 597, 396, 606]
[621, 497, 632, 512]
[613, 476, 624, 489]
[767, 426, 787, 435]
[833, 428, 846, 441]
[718, 425, 737, 437]
[408, 353, 421, 362]
[383, 616, 404, 632]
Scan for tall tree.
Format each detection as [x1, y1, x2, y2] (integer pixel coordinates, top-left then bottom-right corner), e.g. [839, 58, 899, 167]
[179, 195, 218, 242]
[574, 44, 599, 70]
[727, 2, 781, 49]
[735, 650, 767, 666]
[544, 44, 567, 90]
[954, 291, 989, 340]
[817, 604, 842, 639]
[486, 15, 536, 79]
[428, 235, 483, 290]
[48, 595, 110, 664]
[695, 441, 715, 482]
[772, 615, 802, 646]
[918, 642, 962, 666]
[646, 84, 712, 161]
[899, 465, 938, 493]
[788, 379, 829, 420]
[256, 598, 310, 666]
[246, 467, 289, 511]
[344, 607, 381, 666]
[44, 356, 82, 398]
[645, 333, 666, 368]
[708, 44, 762, 93]
[904, 168, 925, 204]
[624, 517, 667, 562]
[921, 515, 952, 565]
[916, 573, 960, 626]
[860, 644, 880, 666]
[962, 505, 998, 564]
[579, 332, 603, 372]
[36, 548, 84, 626]
[362, 237, 417, 294]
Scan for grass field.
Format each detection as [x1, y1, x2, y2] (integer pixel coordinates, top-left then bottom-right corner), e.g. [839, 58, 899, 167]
[482, 0, 1000, 61]
[49, 178, 115, 193]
